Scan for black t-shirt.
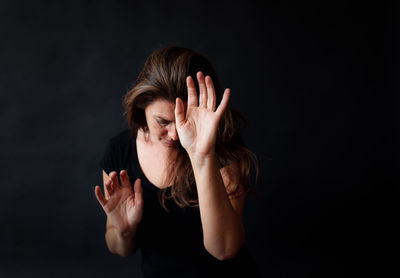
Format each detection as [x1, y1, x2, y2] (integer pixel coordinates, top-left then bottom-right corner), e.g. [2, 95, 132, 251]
[99, 130, 261, 278]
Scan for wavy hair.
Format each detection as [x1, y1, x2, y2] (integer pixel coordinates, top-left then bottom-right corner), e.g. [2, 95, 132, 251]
[123, 46, 258, 211]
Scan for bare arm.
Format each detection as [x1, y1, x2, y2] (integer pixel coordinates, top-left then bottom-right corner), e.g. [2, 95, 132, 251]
[190, 154, 246, 261]
[95, 170, 143, 257]
[105, 217, 138, 257]
[174, 72, 246, 261]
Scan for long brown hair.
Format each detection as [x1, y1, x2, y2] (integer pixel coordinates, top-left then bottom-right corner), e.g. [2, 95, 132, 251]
[123, 46, 258, 211]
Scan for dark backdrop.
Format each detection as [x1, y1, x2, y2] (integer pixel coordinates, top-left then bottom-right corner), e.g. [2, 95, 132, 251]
[0, 1, 395, 277]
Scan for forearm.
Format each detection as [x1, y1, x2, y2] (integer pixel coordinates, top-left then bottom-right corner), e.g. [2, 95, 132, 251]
[189, 152, 245, 260]
[105, 225, 139, 257]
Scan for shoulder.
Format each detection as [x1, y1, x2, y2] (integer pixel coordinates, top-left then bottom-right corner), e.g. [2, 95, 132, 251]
[219, 132, 248, 197]
[109, 129, 133, 146]
[220, 162, 246, 199]
[220, 162, 240, 185]
[100, 129, 135, 171]
[106, 129, 135, 154]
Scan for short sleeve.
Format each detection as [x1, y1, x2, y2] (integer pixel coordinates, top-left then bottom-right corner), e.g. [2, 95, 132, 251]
[98, 130, 132, 175]
[99, 140, 118, 175]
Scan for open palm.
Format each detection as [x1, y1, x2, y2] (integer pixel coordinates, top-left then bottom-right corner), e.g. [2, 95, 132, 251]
[175, 71, 230, 156]
[95, 170, 143, 234]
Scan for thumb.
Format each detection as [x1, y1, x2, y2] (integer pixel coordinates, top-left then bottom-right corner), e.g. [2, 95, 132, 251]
[94, 185, 107, 208]
[174, 97, 185, 127]
[133, 179, 143, 208]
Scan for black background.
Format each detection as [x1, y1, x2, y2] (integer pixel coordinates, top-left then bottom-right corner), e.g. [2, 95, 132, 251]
[0, 1, 395, 277]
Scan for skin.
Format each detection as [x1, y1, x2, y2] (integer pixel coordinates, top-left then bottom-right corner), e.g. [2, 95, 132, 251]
[95, 71, 246, 260]
[142, 100, 180, 149]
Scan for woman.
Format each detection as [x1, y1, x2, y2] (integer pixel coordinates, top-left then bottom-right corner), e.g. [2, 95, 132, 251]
[95, 46, 261, 277]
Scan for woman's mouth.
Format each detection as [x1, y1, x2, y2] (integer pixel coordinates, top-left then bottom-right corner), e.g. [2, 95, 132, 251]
[163, 139, 178, 148]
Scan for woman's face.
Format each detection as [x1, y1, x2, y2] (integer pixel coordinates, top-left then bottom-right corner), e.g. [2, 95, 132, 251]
[144, 99, 181, 148]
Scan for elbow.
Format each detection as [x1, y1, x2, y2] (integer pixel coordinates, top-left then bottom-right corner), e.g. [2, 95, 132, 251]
[107, 245, 126, 257]
[214, 251, 238, 261]
[207, 243, 244, 261]
[109, 246, 137, 258]
[105, 231, 138, 258]
[118, 250, 134, 258]
[204, 235, 245, 261]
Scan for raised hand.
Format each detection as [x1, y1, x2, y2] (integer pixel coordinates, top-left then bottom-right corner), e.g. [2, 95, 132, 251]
[94, 170, 143, 235]
[174, 71, 230, 157]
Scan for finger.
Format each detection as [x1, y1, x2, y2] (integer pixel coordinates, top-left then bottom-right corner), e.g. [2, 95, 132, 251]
[95, 186, 107, 207]
[104, 178, 114, 198]
[197, 71, 207, 107]
[205, 75, 216, 111]
[109, 171, 121, 188]
[119, 170, 132, 189]
[215, 88, 231, 118]
[174, 97, 185, 127]
[133, 179, 143, 208]
[103, 174, 111, 199]
[186, 76, 198, 107]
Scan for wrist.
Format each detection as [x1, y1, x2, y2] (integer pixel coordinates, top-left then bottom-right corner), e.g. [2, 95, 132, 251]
[188, 151, 216, 168]
[116, 224, 139, 239]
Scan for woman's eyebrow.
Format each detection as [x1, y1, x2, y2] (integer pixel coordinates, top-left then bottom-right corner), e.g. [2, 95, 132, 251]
[154, 116, 171, 121]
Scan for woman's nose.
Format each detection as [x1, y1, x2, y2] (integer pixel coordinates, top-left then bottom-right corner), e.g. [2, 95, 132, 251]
[168, 126, 178, 141]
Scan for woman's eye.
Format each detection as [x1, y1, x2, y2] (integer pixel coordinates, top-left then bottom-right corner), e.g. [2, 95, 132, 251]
[158, 120, 169, 126]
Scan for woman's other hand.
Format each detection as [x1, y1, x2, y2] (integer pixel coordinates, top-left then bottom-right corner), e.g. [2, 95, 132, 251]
[174, 71, 230, 157]
[94, 170, 143, 236]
